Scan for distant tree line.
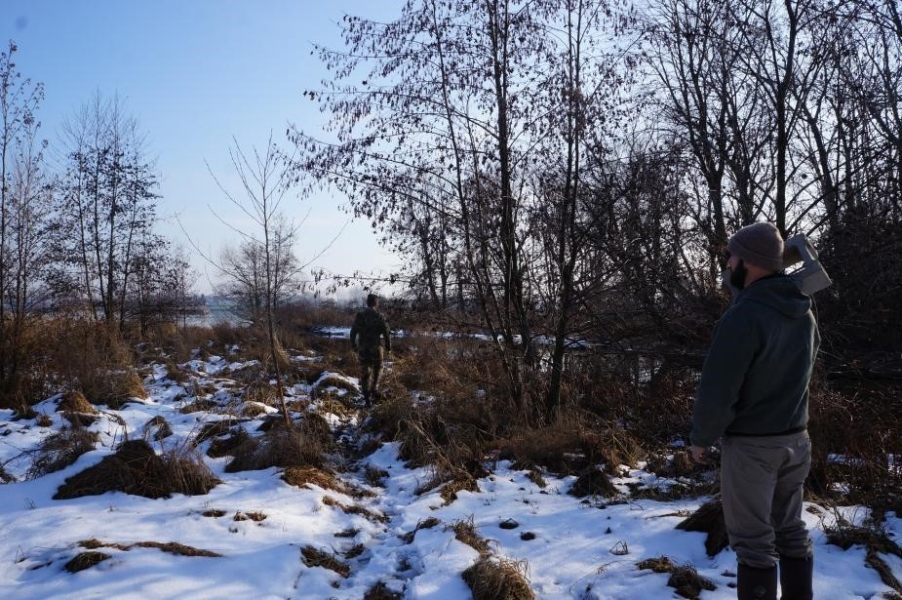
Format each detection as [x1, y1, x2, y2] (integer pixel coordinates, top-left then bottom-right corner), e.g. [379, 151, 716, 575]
[0, 42, 197, 402]
[289, 0, 902, 421]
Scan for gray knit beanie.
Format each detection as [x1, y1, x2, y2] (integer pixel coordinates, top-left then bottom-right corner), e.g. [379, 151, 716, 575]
[727, 222, 784, 271]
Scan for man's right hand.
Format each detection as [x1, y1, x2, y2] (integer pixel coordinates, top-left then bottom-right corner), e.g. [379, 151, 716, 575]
[691, 445, 709, 464]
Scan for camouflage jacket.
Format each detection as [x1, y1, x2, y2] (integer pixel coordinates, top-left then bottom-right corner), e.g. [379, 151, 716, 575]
[350, 307, 391, 353]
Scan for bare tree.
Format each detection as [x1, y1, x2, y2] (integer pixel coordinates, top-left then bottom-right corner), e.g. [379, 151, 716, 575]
[290, 0, 640, 419]
[52, 92, 159, 330]
[645, 0, 760, 265]
[217, 221, 301, 322]
[208, 134, 303, 426]
[126, 234, 199, 336]
[0, 41, 46, 400]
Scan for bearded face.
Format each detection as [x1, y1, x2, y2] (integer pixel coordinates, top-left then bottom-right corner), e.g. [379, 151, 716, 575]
[729, 259, 749, 290]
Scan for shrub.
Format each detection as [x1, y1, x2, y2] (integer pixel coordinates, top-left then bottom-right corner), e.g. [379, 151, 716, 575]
[808, 386, 902, 511]
[46, 320, 145, 407]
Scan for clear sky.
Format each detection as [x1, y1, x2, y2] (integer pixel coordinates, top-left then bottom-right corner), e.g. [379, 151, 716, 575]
[1, 0, 402, 296]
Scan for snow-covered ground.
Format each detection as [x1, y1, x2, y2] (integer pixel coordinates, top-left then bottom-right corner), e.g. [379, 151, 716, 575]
[0, 345, 898, 599]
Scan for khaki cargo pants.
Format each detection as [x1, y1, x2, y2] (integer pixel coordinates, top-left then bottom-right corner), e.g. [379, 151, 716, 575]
[721, 431, 813, 569]
[358, 346, 384, 399]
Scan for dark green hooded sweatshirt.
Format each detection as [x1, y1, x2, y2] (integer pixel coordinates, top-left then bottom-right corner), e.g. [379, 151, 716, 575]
[690, 274, 820, 448]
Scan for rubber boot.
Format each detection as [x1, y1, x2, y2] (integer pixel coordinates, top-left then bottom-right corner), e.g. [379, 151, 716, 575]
[360, 370, 371, 406]
[738, 563, 777, 600]
[779, 555, 813, 600]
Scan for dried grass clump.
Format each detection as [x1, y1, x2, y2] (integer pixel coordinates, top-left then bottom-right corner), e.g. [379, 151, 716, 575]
[179, 398, 219, 414]
[299, 412, 334, 447]
[315, 397, 356, 419]
[676, 499, 729, 557]
[440, 474, 480, 505]
[364, 395, 419, 442]
[401, 517, 442, 544]
[74, 365, 146, 410]
[367, 394, 492, 482]
[581, 427, 646, 474]
[193, 419, 242, 447]
[54, 440, 220, 500]
[65, 551, 111, 573]
[111, 370, 148, 403]
[462, 557, 534, 600]
[241, 401, 270, 418]
[568, 466, 621, 499]
[143, 416, 173, 441]
[415, 471, 479, 505]
[645, 450, 698, 479]
[636, 556, 716, 600]
[334, 527, 360, 538]
[311, 373, 358, 397]
[629, 481, 694, 501]
[139, 542, 222, 558]
[11, 405, 37, 421]
[322, 495, 388, 522]
[452, 517, 491, 556]
[225, 422, 325, 473]
[56, 390, 101, 426]
[163, 449, 223, 497]
[233, 511, 267, 523]
[826, 518, 902, 594]
[523, 465, 547, 488]
[28, 428, 99, 478]
[57, 391, 98, 414]
[282, 466, 346, 493]
[496, 419, 591, 476]
[210, 321, 243, 347]
[162, 360, 190, 384]
[301, 545, 350, 578]
[394, 338, 455, 391]
[207, 429, 252, 458]
[364, 465, 389, 487]
[363, 581, 403, 600]
[79, 538, 221, 557]
[243, 380, 277, 405]
[62, 411, 99, 427]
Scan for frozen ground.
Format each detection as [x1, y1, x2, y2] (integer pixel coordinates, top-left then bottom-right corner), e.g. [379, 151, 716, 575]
[0, 344, 898, 599]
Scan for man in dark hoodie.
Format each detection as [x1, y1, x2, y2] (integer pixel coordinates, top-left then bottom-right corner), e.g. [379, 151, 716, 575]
[691, 222, 820, 600]
[350, 293, 392, 405]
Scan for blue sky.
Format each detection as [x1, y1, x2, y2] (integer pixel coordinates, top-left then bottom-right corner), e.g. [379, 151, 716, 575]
[1, 0, 402, 296]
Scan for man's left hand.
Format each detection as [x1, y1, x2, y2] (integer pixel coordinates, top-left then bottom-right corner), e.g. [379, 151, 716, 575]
[690, 445, 709, 464]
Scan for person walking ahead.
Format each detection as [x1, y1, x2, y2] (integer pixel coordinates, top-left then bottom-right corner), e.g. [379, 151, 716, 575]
[690, 222, 820, 600]
[350, 293, 392, 404]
